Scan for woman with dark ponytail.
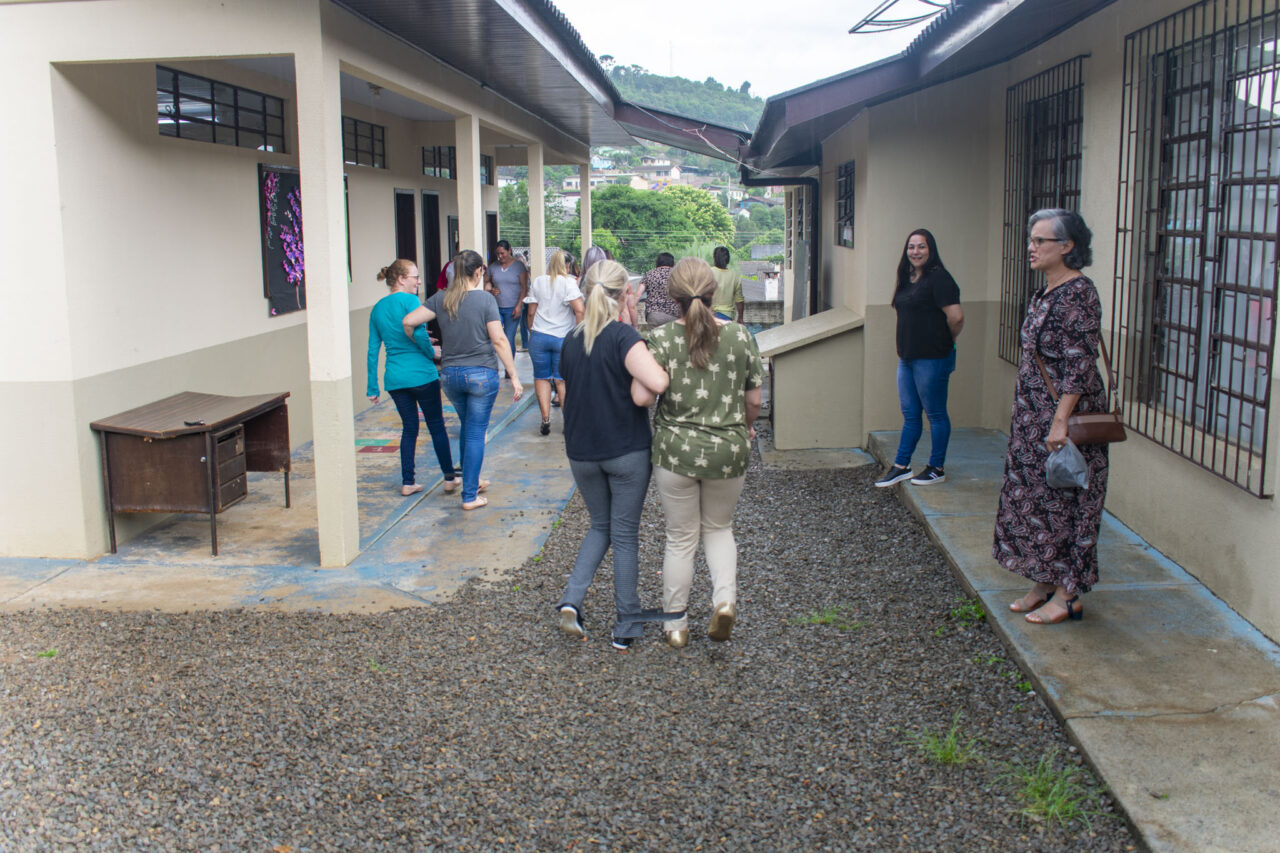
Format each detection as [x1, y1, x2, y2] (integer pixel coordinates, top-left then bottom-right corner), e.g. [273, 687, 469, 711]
[368, 259, 458, 497]
[402, 250, 523, 510]
[555, 260, 672, 651]
[646, 258, 765, 648]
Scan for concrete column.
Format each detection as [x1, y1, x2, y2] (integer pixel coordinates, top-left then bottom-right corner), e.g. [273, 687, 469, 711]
[454, 113, 484, 253]
[578, 162, 592, 260]
[527, 143, 546, 279]
[295, 33, 360, 566]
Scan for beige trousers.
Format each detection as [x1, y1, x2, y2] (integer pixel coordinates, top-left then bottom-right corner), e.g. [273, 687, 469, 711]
[653, 466, 747, 631]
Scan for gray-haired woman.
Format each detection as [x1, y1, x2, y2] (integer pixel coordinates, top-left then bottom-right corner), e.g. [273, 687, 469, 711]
[993, 209, 1109, 625]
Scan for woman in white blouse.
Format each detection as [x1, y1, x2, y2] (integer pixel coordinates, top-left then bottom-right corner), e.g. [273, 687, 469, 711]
[525, 250, 585, 435]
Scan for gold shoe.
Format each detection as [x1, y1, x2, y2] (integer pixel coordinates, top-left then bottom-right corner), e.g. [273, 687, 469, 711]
[707, 602, 736, 642]
[665, 629, 689, 649]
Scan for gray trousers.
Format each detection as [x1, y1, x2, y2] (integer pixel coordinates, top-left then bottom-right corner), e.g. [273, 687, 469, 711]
[558, 449, 651, 638]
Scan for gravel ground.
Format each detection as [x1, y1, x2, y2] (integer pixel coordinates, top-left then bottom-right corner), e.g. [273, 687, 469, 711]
[1, 428, 1137, 851]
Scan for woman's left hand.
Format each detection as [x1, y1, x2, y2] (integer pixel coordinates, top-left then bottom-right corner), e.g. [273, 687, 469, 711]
[368, 394, 379, 404]
[1046, 417, 1069, 451]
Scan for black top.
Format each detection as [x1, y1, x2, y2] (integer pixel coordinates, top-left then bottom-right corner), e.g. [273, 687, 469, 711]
[893, 267, 960, 359]
[560, 322, 652, 461]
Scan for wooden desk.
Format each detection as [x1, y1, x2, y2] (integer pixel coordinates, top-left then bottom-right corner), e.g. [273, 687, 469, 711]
[90, 391, 291, 555]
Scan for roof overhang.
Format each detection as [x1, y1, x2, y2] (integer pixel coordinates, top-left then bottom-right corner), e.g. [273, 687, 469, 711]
[331, 0, 637, 148]
[612, 102, 752, 162]
[743, 0, 1121, 177]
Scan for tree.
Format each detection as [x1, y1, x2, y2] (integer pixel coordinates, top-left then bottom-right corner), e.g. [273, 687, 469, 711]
[662, 185, 734, 246]
[589, 185, 696, 272]
[740, 81, 751, 95]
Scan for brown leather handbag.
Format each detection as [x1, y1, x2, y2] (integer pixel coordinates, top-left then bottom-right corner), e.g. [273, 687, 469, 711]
[1035, 339, 1127, 445]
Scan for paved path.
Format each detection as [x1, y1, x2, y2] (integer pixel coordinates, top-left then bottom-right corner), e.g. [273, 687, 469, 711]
[0, 356, 576, 613]
[866, 428, 1280, 853]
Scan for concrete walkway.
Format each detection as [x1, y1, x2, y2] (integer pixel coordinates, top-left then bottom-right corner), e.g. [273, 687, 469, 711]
[0, 354, 577, 614]
[866, 428, 1280, 853]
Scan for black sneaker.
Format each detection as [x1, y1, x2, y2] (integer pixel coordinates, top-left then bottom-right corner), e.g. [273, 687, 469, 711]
[540, 420, 551, 436]
[874, 465, 914, 487]
[910, 466, 946, 485]
[558, 605, 584, 639]
[611, 635, 635, 652]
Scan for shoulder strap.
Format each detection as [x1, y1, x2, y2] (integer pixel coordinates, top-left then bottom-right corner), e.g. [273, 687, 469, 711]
[1035, 336, 1118, 407]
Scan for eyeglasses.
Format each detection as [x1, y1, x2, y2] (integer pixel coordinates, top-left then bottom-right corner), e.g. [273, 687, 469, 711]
[1028, 237, 1065, 248]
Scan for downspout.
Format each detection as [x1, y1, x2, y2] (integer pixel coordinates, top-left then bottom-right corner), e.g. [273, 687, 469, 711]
[740, 170, 820, 317]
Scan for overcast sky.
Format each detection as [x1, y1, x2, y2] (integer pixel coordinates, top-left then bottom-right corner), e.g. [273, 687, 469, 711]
[551, 0, 941, 98]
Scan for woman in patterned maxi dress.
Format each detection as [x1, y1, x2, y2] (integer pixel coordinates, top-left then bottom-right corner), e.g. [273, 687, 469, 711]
[993, 209, 1109, 624]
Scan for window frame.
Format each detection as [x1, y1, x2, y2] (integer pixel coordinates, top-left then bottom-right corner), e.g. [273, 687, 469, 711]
[156, 65, 286, 153]
[422, 145, 457, 179]
[834, 160, 855, 249]
[341, 116, 386, 169]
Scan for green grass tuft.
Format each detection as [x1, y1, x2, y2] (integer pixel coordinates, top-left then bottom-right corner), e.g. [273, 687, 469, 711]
[37, 649, 58, 659]
[789, 605, 866, 632]
[1002, 750, 1109, 828]
[905, 713, 982, 766]
[950, 596, 986, 626]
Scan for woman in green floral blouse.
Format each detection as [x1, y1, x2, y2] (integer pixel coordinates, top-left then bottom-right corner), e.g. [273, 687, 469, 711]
[647, 258, 764, 648]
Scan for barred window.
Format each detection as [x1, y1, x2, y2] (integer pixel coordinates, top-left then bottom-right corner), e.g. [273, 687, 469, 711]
[342, 116, 385, 169]
[156, 66, 285, 152]
[1113, 0, 1277, 496]
[423, 145, 456, 179]
[481, 154, 494, 186]
[998, 57, 1086, 364]
[835, 160, 855, 248]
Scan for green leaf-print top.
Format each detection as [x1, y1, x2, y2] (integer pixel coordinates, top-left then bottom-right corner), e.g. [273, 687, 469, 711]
[647, 322, 765, 479]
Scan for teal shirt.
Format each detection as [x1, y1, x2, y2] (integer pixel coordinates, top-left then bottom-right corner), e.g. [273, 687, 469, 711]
[367, 291, 438, 396]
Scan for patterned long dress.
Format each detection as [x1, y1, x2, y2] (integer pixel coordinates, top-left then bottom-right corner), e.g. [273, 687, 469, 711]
[992, 276, 1109, 595]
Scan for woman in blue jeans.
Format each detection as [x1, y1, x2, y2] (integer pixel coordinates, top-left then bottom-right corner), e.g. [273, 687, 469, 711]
[876, 229, 964, 488]
[367, 259, 459, 497]
[556, 260, 672, 650]
[402, 250, 523, 510]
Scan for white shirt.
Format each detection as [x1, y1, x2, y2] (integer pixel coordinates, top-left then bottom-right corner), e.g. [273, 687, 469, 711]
[526, 274, 583, 337]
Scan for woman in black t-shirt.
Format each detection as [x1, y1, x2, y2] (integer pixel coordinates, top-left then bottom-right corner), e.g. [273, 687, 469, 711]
[555, 260, 673, 651]
[875, 229, 964, 488]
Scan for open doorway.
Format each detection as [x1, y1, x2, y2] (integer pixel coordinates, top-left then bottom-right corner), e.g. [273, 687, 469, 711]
[421, 192, 442, 290]
[485, 211, 498, 262]
[394, 190, 416, 262]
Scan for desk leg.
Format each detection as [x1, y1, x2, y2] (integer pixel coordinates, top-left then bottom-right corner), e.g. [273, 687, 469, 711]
[98, 432, 118, 553]
[284, 472, 291, 508]
[205, 431, 219, 556]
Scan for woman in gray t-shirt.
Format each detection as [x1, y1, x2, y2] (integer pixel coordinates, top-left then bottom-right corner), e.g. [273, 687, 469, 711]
[403, 250, 523, 509]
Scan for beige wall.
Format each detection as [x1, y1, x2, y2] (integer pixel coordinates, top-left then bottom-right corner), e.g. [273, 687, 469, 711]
[772, 331, 865, 450]
[785, 0, 1280, 638]
[0, 0, 585, 559]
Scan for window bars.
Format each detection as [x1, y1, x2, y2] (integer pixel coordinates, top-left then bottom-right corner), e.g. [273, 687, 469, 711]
[156, 66, 285, 153]
[836, 160, 856, 249]
[1113, 0, 1277, 496]
[999, 56, 1086, 364]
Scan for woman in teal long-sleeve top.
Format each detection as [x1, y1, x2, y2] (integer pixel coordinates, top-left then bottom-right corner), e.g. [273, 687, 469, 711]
[368, 259, 459, 496]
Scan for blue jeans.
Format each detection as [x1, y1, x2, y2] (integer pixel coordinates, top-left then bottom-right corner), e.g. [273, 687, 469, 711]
[499, 306, 520, 360]
[894, 349, 956, 469]
[387, 380, 456, 486]
[558, 449, 651, 639]
[518, 309, 530, 349]
[528, 330, 565, 381]
[440, 365, 499, 502]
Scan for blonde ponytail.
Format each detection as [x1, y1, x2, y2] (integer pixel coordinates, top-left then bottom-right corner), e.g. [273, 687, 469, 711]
[577, 260, 628, 355]
[668, 257, 720, 369]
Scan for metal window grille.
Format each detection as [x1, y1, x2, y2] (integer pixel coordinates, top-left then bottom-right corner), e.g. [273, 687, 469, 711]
[998, 56, 1086, 364]
[156, 66, 285, 152]
[835, 160, 855, 248]
[480, 154, 494, 186]
[422, 145, 456, 179]
[342, 116, 385, 169]
[784, 187, 797, 270]
[1113, 0, 1277, 496]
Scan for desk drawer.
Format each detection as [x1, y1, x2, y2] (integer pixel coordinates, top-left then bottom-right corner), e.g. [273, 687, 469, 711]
[215, 427, 245, 459]
[218, 453, 246, 484]
[218, 474, 247, 510]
